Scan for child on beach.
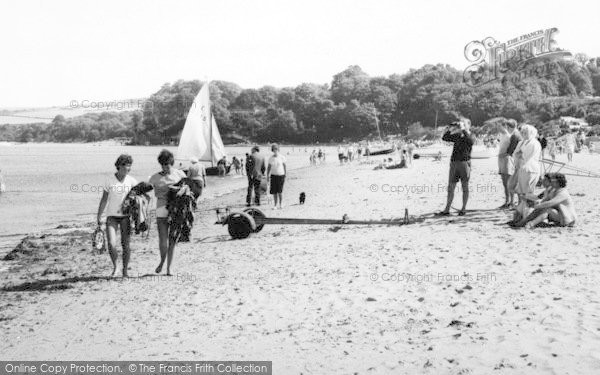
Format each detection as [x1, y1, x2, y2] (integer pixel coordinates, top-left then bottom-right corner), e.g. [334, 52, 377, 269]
[96, 154, 137, 277]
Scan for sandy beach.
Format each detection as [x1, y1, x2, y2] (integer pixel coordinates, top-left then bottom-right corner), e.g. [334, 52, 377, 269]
[1, 146, 600, 374]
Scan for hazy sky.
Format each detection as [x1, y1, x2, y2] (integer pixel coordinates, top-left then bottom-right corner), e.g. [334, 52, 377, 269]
[1, 0, 598, 107]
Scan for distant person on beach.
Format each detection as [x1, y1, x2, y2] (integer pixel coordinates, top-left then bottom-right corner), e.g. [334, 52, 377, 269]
[577, 131, 586, 151]
[539, 135, 547, 158]
[407, 140, 415, 166]
[186, 157, 206, 198]
[267, 143, 287, 210]
[337, 145, 345, 165]
[436, 119, 475, 216]
[563, 130, 576, 162]
[348, 144, 354, 162]
[96, 154, 137, 277]
[548, 139, 557, 160]
[246, 146, 266, 206]
[497, 124, 515, 208]
[505, 120, 523, 207]
[232, 156, 241, 174]
[149, 149, 187, 276]
[217, 156, 227, 177]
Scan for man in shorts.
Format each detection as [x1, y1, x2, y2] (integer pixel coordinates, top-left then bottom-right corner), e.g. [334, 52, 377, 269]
[436, 119, 476, 216]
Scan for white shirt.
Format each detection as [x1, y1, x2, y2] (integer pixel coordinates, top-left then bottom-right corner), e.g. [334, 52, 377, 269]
[268, 154, 287, 176]
[104, 174, 137, 217]
[519, 139, 542, 174]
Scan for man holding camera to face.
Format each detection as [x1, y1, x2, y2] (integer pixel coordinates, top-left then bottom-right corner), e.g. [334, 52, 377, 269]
[436, 118, 476, 216]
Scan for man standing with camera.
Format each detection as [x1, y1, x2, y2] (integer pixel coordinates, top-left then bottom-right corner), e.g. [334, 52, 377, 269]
[436, 119, 476, 216]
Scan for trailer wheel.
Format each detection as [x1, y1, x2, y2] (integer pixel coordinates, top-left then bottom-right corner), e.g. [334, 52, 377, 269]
[243, 208, 266, 233]
[227, 213, 256, 239]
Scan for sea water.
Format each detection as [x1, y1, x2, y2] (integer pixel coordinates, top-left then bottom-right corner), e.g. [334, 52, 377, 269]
[0, 142, 333, 256]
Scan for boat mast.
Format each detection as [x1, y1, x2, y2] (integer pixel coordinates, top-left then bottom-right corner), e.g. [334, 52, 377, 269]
[208, 82, 214, 168]
[373, 107, 383, 142]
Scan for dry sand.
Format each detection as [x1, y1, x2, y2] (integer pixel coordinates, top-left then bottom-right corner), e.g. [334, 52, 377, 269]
[1, 146, 600, 374]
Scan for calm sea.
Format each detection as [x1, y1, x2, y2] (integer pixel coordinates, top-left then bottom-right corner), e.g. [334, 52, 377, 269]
[0, 142, 332, 255]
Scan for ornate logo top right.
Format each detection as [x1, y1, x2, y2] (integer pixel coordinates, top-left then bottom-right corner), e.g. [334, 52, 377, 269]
[463, 27, 572, 87]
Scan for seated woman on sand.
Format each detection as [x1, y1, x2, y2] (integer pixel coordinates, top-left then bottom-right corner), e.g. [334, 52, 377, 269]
[509, 173, 554, 226]
[513, 173, 577, 228]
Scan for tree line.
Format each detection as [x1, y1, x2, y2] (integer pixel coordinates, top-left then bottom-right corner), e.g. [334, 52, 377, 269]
[3, 55, 600, 144]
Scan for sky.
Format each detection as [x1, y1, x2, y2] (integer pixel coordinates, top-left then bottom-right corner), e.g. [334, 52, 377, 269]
[1, 0, 599, 108]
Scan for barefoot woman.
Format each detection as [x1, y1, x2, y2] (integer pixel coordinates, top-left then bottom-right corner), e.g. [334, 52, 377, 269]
[149, 149, 187, 275]
[97, 154, 137, 277]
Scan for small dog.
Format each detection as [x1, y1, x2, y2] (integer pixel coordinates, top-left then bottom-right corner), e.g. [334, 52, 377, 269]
[299, 192, 306, 205]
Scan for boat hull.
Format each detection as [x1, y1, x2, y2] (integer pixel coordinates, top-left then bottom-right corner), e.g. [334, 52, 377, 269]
[369, 148, 394, 156]
[206, 165, 232, 176]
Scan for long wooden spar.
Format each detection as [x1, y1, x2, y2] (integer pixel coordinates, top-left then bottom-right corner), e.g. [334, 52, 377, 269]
[251, 216, 413, 226]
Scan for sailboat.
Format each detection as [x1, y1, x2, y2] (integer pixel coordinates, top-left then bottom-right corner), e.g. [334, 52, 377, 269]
[369, 108, 394, 156]
[176, 81, 231, 175]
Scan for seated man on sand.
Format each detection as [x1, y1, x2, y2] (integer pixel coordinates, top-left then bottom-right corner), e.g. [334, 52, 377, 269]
[512, 173, 577, 228]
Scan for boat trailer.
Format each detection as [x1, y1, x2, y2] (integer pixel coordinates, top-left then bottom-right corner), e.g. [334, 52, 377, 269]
[215, 207, 417, 239]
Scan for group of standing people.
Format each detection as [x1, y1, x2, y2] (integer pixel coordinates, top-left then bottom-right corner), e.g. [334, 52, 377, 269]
[309, 149, 325, 165]
[337, 143, 369, 164]
[496, 121, 577, 227]
[246, 144, 287, 210]
[436, 118, 577, 228]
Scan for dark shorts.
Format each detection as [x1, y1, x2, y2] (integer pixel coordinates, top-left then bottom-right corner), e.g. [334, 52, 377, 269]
[270, 175, 285, 194]
[449, 161, 471, 183]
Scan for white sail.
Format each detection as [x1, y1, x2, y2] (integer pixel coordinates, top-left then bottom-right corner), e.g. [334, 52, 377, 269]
[176, 82, 227, 165]
[210, 113, 226, 164]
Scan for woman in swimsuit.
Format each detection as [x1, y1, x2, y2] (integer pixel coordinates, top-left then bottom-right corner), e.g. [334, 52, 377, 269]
[149, 149, 187, 275]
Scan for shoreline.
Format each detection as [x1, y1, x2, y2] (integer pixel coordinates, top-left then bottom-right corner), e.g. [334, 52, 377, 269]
[0, 145, 320, 256]
[0, 160, 322, 267]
